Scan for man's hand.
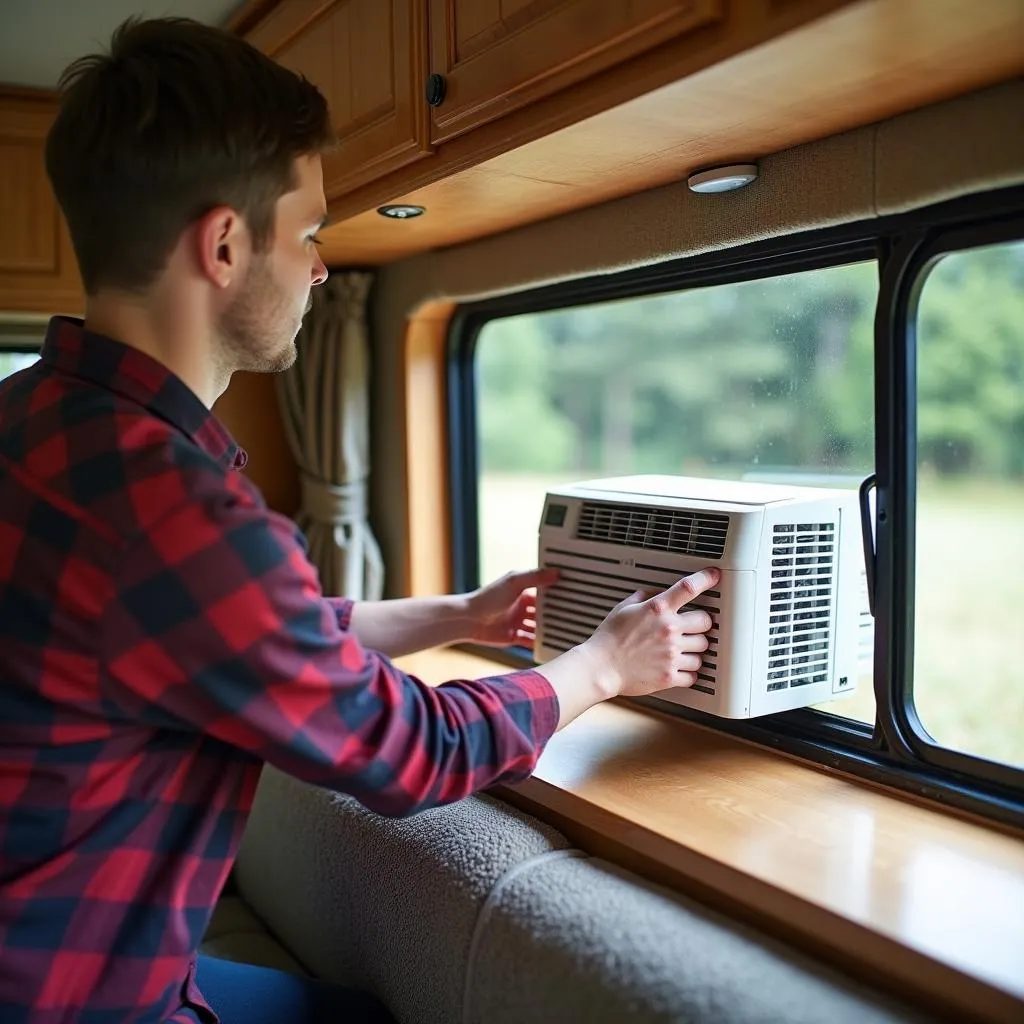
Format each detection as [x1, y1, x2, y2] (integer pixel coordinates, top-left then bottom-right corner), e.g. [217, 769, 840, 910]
[465, 568, 560, 648]
[535, 567, 720, 730]
[579, 569, 719, 698]
[345, 568, 559, 658]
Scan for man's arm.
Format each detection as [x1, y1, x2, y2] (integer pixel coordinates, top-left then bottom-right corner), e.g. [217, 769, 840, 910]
[101, 474, 717, 812]
[100, 480, 559, 817]
[344, 594, 474, 657]
[342, 569, 557, 657]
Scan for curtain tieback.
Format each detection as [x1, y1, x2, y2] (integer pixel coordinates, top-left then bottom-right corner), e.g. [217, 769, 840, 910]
[300, 474, 367, 525]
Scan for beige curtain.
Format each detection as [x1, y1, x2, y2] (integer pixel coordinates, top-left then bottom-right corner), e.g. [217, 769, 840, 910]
[277, 272, 385, 601]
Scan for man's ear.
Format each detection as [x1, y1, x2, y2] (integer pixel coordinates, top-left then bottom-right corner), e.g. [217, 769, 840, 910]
[194, 206, 248, 288]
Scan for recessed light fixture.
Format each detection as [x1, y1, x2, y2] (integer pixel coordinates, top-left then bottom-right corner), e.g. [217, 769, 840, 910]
[377, 204, 426, 219]
[687, 164, 759, 194]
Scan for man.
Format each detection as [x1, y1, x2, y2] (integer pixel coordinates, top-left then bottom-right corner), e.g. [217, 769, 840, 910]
[0, 16, 718, 1024]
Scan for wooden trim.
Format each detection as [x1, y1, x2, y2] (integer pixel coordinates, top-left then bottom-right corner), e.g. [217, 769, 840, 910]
[0, 85, 60, 105]
[235, 0, 340, 56]
[395, 647, 1024, 1024]
[426, 0, 728, 146]
[402, 300, 456, 597]
[223, 0, 284, 36]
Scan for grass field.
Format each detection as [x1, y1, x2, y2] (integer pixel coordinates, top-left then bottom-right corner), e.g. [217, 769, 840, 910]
[479, 473, 1024, 769]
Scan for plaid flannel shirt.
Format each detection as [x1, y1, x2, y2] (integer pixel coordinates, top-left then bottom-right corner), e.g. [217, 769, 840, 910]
[0, 317, 559, 1023]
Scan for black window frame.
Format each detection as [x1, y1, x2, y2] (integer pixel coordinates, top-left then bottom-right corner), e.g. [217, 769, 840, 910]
[447, 183, 1024, 830]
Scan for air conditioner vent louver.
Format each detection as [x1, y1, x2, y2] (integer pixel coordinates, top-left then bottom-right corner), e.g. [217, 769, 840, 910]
[765, 523, 835, 692]
[538, 555, 720, 694]
[576, 501, 729, 559]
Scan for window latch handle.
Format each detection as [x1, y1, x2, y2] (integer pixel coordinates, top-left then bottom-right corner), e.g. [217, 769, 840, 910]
[858, 473, 877, 618]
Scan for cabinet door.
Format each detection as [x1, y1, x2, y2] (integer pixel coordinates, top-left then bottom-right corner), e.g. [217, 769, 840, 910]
[268, 0, 431, 198]
[427, 0, 725, 143]
[0, 96, 83, 315]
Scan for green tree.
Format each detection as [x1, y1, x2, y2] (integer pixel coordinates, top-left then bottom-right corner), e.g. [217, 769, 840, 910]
[476, 316, 575, 472]
[917, 243, 1024, 477]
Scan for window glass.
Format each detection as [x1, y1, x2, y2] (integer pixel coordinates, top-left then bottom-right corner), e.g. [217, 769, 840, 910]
[475, 261, 878, 723]
[0, 351, 39, 380]
[914, 240, 1024, 768]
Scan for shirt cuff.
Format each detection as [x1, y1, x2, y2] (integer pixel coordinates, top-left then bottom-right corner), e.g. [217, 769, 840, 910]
[328, 597, 354, 632]
[491, 667, 561, 747]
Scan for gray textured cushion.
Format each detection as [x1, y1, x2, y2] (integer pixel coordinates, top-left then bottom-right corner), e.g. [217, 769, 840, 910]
[466, 854, 919, 1024]
[234, 766, 921, 1024]
[233, 765, 570, 1024]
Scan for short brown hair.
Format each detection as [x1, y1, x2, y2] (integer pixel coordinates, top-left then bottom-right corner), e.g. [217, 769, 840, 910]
[46, 16, 334, 295]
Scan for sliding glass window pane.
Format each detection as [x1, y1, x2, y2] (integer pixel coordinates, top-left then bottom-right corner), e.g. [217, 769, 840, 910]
[475, 261, 878, 723]
[914, 239, 1024, 768]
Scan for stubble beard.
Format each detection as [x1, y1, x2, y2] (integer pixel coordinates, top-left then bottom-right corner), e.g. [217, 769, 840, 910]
[217, 254, 307, 375]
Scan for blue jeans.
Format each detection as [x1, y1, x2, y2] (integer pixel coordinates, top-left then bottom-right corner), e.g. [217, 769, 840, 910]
[195, 955, 395, 1024]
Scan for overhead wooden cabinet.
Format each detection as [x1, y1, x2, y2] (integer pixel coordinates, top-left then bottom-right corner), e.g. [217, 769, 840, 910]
[425, 0, 726, 143]
[0, 94, 82, 315]
[251, 0, 432, 198]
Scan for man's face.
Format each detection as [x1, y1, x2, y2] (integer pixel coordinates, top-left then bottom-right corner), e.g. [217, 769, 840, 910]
[217, 154, 328, 374]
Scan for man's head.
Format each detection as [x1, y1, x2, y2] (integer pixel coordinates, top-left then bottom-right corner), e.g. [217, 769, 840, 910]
[46, 16, 333, 380]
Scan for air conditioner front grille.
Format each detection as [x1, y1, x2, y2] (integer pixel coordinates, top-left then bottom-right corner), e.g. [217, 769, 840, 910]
[539, 552, 720, 694]
[765, 523, 835, 691]
[576, 501, 729, 559]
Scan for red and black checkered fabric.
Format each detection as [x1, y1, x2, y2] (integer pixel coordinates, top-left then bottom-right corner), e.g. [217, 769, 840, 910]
[0, 317, 558, 1023]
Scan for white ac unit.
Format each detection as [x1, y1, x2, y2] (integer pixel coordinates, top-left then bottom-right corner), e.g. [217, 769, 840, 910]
[535, 475, 870, 719]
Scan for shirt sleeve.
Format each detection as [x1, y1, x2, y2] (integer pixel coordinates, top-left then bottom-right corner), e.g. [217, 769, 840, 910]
[326, 597, 354, 631]
[99, 476, 559, 817]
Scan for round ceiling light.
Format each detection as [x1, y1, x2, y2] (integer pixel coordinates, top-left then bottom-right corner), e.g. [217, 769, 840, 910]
[687, 164, 758, 194]
[377, 204, 426, 219]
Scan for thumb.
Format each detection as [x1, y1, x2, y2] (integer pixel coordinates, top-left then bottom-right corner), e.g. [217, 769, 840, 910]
[663, 568, 720, 610]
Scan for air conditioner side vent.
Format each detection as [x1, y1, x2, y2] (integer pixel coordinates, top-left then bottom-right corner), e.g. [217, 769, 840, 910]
[576, 501, 729, 559]
[765, 522, 835, 692]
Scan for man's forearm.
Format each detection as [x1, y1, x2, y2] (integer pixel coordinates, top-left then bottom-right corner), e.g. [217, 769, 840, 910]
[348, 595, 475, 658]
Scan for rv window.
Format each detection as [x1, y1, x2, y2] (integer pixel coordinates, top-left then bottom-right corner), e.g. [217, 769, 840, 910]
[913, 239, 1024, 771]
[453, 187, 1024, 824]
[0, 350, 40, 381]
[474, 261, 879, 725]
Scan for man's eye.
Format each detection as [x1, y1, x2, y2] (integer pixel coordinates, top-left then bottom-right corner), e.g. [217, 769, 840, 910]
[309, 235, 323, 245]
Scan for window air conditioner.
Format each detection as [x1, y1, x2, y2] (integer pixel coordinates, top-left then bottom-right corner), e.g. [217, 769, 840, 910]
[535, 475, 871, 719]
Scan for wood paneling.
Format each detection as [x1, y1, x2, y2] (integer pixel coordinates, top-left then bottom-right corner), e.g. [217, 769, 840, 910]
[0, 92, 83, 315]
[402, 300, 456, 597]
[318, 0, 1024, 266]
[427, 0, 726, 143]
[395, 646, 1024, 1024]
[254, 0, 432, 198]
[0, 140, 57, 273]
[240, 0, 338, 53]
[213, 371, 300, 517]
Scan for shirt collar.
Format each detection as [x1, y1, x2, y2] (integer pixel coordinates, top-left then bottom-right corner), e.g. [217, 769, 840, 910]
[41, 316, 248, 471]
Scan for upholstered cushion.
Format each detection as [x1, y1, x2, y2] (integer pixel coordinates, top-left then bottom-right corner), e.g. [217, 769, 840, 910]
[232, 766, 922, 1024]
[199, 894, 307, 976]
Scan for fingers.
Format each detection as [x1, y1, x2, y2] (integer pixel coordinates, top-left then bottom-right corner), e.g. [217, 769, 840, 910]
[679, 631, 710, 652]
[505, 567, 560, 590]
[677, 609, 713, 635]
[661, 568, 720, 610]
[675, 652, 704, 673]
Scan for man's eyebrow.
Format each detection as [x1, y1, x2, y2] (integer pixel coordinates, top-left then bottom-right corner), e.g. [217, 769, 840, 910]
[313, 213, 328, 230]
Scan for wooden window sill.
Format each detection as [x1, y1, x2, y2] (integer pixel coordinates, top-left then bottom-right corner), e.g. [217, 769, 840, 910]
[394, 647, 1024, 1024]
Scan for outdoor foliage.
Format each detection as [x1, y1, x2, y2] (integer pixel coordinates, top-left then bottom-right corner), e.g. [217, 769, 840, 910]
[477, 243, 1024, 483]
[475, 241, 1024, 767]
